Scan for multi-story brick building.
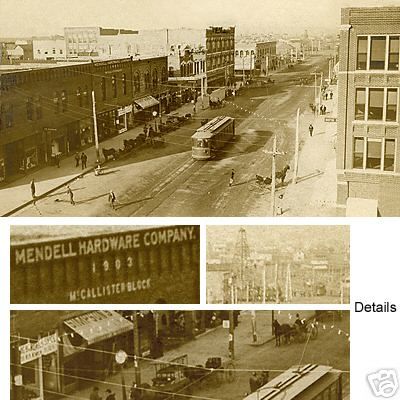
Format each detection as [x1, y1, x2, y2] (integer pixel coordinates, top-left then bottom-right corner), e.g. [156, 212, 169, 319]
[336, 7, 400, 216]
[255, 41, 278, 76]
[0, 56, 168, 182]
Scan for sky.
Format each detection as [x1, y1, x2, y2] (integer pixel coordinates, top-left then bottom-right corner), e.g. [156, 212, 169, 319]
[0, 0, 397, 38]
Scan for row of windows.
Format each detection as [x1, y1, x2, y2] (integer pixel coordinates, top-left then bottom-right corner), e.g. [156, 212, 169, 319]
[207, 38, 234, 52]
[353, 137, 395, 172]
[235, 50, 255, 57]
[355, 87, 398, 122]
[357, 35, 400, 71]
[208, 54, 234, 70]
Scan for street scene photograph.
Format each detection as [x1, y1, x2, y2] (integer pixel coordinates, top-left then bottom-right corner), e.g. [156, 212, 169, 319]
[10, 309, 350, 400]
[0, 1, 399, 216]
[10, 225, 200, 304]
[207, 225, 350, 304]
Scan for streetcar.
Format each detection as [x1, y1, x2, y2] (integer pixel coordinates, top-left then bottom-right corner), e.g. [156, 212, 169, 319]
[243, 364, 343, 400]
[191, 116, 235, 160]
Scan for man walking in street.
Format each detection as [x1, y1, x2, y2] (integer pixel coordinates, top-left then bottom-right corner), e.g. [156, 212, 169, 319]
[229, 169, 235, 187]
[108, 190, 117, 210]
[249, 372, 260, 393]
[75, 152, 80, 167]
[309, 124, 314, 137]
[81, 152, 88, 170]
[66, 186, 75, 205]
[30, 179, 36, 204]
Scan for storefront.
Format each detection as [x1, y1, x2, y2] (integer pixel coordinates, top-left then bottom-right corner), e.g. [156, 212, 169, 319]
[97, 110, 118, 141]
[133, 95, 160, 123]
[79, 118, 93, 147]
[116, 104, 133, 134]
[60, 311, 133, 393]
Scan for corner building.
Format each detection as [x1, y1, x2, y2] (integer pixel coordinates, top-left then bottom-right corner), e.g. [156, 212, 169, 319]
[336, 7, 400, 216]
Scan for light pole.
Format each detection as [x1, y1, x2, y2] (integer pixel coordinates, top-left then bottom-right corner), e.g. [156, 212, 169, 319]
[152, 110, 158, 132]
[115, 350, 128, 400]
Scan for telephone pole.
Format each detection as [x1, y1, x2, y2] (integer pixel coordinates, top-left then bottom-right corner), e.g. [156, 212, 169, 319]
[91, 90, 100, 164]
[264, 134, 285, 216]
[132, 312, 141, 385]
[228, 310, 235, 359]
[293, 108, 300, 184]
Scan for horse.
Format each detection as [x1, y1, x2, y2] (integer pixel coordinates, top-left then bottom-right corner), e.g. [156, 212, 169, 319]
[102, 147, 118, 161]
[273, 320, 294, 346]
[276, 165, 290, 184]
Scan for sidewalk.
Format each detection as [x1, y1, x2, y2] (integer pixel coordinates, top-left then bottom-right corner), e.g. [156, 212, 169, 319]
[58, 310, 314, 400]
[0, 101, 202, 216]
[279, 84, 338, 216]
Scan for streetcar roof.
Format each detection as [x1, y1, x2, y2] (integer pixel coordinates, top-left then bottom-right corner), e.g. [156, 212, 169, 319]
[192, 116, 234, 139]
[243, 364, 341, 400]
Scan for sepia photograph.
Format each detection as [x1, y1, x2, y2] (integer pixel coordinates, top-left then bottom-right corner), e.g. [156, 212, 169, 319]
[10, 225, 200, 304]
[10, 309, 350, 400]
[207, 225, 350, 304]
[0, 1, 398, 217]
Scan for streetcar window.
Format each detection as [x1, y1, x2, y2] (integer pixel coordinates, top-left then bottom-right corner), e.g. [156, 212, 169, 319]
[196, 139, 204, 148]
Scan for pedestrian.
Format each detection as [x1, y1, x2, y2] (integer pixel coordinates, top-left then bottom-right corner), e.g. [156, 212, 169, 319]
[104, 389, 115, 400]
[193, 103, 196, 113]
[75, 152, 80, 167]
[319, 105, 323, 115]
[108, 190, 117, 209]
[143, 124, 148, 137]
[330, 90, 333, 100]
[309, 124, 314, 137]
[30, 179, 36, 199]
[81, 152, 87, 170]
[323, 105, 327, 115]
[55, 153, 60, 168]
[249, 372, 259, 393]
[67, 185, 75, 205]
[90, 387, 102, 400]
[229, 169, 235, 187]
[261, 370, 270, 385]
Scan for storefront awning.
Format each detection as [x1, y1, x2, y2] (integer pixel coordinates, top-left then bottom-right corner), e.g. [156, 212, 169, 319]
[64, 311, 133, 345]
[134, 95, 159, 110]
[346, 197, 378, 217]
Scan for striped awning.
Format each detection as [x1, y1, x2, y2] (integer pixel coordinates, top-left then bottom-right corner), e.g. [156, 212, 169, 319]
[134, 95, 159, 110]
[64, 311, 133, 345]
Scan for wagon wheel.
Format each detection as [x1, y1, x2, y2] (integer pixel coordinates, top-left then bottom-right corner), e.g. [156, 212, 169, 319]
[224, 361, 236, 383]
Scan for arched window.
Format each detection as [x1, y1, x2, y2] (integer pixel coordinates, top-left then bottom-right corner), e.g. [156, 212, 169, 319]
[122, 73, 127, 95]
[152, 69, 158, 88]
[134, 72, 140, 92]
[240, 50, 244, 57]
[111, 75, 117, 98]
[101, 77, 106, 100]
[161, 67, 167, 82]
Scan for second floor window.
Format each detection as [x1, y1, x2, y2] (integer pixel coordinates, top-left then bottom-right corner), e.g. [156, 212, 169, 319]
[101, 77, 106, 100]
[112, 75, 117, 98]
[122, 73, 127, 95]
[61, 90, 67, 112]
[353, 137, 396, 171]
[26, 98, 33, 120]
[389, 37, 399, 70]
[370, 36, 386, 70]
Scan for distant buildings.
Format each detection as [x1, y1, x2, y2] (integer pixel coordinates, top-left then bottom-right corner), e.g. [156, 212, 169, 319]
[336, 7, 400, 216]
[255, 41, 278, 75]
[32, 35, 66, 60]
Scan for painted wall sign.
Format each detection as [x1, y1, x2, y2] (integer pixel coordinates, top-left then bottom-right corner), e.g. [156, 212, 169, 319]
[19, 333, 58, 364]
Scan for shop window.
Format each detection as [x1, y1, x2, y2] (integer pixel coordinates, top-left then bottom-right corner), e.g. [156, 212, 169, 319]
[353, 137, 364, 169]
[61, 90, 67, 112]
[370, 36, 386, 70]
[388, 37, 399, 70]
[355, 88, 366, 120]
[76, 87, 82, 107]
[26, 97, 33, 120]
[384, 139, 395, 171]
[53, 91, 60, 113]
[368, 89, 384, 120]
[357, 37, 368, 70]
[101, 77, 106, 100]
[112, 75, 117, 98]
[366, 139, 382, 169]
[386, 89, 398, 122]
[122, 73, 127, 95]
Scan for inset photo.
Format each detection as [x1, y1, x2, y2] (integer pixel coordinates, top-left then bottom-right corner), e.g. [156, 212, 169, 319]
[207, 225, 350, 304]
[10, 225, 200, 304]
[10, 309, 350, 400]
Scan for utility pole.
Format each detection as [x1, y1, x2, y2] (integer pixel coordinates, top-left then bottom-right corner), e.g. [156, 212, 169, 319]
[264, 135, 285, 216]
[91, 90, 100, 164]
[293, 108, 300, 184]
[228, 310, 235, 359]
[132, 312, 141, 385]
[285, 263, 292, 302]
[262, 262, 266, 304]
[274, 263, 279, 303]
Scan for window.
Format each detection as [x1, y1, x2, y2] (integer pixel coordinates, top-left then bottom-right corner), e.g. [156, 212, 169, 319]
[368, 89, 384, 120]
[76, 87, 82, 107]
[52, 48, 56, 54]
[26, 97, 33, 120]
[122, 73, 127, 95]
[357, 37, 368, 70]
[355, 88, 366, 120]
[53, 91, 60, 113]
[353, 137, 364, 169]
[152, 70, 158, 88]
[35, 97, 42, 119]
[389, 36, 399, 70]
[61, 90, 67, 112]
[60, 49, 63, 54]
[384, 139, 395, 171]
[366, 138, 381, 169]
[83, 86, 89, 106]
[134, 72, 140, 92]
[370, 36, 386, 69]
[386, 89, 398, 122]
[111, 75, 117, 98]
[101, 77, 106, 100]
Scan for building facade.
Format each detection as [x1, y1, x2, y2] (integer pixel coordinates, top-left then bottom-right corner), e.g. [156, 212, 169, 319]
[336, 7, 400, 216]
[0, 56, 168, 182]
[234, 44, 256, 82]
[255, 41, 278, 76]
[32, 36, 66, 61]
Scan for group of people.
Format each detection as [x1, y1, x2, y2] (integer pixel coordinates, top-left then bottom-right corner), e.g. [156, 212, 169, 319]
[90, 387, 115, 400]
[322, 90, 334, 101]
[319, 104, 327, 115]
[75, 152, 88, 170]
[249, 370, 270, 394]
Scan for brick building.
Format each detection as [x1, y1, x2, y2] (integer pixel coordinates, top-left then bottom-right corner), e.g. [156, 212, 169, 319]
[255, 41, 278, 76]
[0, 56, 168, 182]
[336, 7, 400, 216]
